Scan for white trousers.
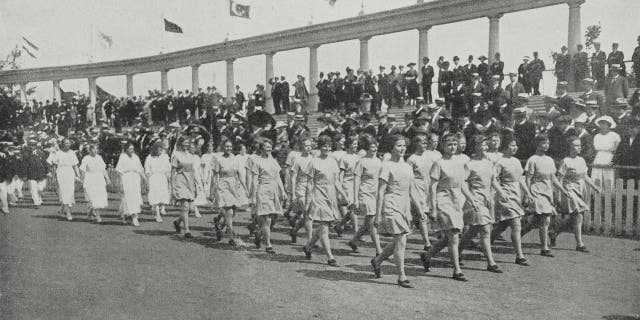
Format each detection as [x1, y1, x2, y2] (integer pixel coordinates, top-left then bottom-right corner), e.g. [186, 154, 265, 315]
[29, 179, 46, 206]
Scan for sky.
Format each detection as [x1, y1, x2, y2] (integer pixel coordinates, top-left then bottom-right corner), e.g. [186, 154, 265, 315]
[1, 0, 639, 101]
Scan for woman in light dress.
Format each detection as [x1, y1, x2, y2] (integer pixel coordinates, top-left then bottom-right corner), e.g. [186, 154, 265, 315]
[144, 142, 171, 223]
[420, 133, 478, 282]
[190, 143, 206, 218]
[211, 140, 249, 243]
[79, 144, 110, 223]
[250, 138, 287, 253]
[552, 135, 601, 252]
[590, 116, 620, 189]
[370, 135, 419, 288]
[490, 135, 532, 266]
[289, 137, 315, 243]
[334, 135, 360, 236]
[171, 137, 199, 238]
[200, 142, 217, 209]
[116, 142, 147, 227]
[347, 134, 383, 255]
[406, 134, 436, 252]
[47, 139, 81, 221]
[301, 135, 350, 266]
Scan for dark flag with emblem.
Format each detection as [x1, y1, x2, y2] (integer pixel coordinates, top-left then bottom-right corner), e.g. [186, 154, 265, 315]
[164, 18, 183, 33]
[229, 0, 250, 19]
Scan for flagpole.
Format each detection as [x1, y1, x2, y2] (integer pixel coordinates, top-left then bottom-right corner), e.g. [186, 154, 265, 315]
[89, 23, 94, 63]
[160, 13, 166, 54]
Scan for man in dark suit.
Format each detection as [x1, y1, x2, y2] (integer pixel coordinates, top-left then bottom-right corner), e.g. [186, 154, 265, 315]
[486, 75, 506, 119]
[421, 57, 435, 104]
[490, 52, 505, 85]
[438, 62, 452, 103]
[604, 65, 629, 116]
[504, 72, 526, 108]
[573, 44, 589, 91]
[555, 45, 570, 82]
[574, 121, 595, 164]
[556, 81, 573, 115]
[590, 42, 607, 90]
[513, 108, 536, 161]
[518, 56, 531, 94]
[632, 35, 640, 87]
[271, 77, 282, 115]
[477, 55, 490, 85]
[280, 76, 290, 113]
[614, 121, 640, 181]
[529, 51, 546, 96]
[463, 55, 477, 85]
[235, 85, 246, 108]
[451, 56, 465, 84]
[547, 115, 577, 161]
[607, 42, 626, 76]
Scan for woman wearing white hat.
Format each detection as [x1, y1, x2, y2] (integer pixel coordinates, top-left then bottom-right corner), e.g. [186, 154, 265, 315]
[590, 116, 620, 189]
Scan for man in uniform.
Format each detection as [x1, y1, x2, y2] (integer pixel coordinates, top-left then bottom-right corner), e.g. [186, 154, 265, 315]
[555, 45, 570, 83]
[463, 55, 477, 85]
[490, 52, 505, 85]
[529, 51, 546, 96]
[591, 42, 607, 90]
[421, 57, 435, 104]
[573, 44, 589, 91]
[505, 72, 526, 109]
[513, 108, 536, 162]
[632, 35, 640, 87]
[607, 42, 626, 76]
[477, 56, 490, 85]
[604, 64, 629, 116]
[518, 56, 531, 94]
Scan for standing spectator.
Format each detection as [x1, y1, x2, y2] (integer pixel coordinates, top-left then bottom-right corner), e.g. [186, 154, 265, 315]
[421, 57, 435, 104]
[271, 77, 282, 115]
[504, 72, 526, 108]
[253, 84, 265, 109]
[555, 45, 570, 83]
[632, 35, 640, 87]
[513, 108, 536, 161]
[477, 55, 490, 85]
[462, 55, 477, 85]
[438, 62, 452, 104]
[518, 56, 531, 94]
[293, 75, 309, 113]
[280, 76, 290, 113]
[607, 42, 626, 76]
[490, 53, 504, 85]
[235, 85, 246, 109]
[591, 116, 621, 189]
[604, 65, 629, 116]
[591, 42, 607, 90]
[573, 44, 589, 91]
[613, 120, 640, 181]
[529, 52, 546, 96]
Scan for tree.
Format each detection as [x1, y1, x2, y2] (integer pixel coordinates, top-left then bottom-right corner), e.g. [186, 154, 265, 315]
[584, 23, 601, 51]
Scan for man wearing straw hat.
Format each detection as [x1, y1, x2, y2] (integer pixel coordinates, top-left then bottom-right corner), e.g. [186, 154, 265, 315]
[580, 78, 605, 115]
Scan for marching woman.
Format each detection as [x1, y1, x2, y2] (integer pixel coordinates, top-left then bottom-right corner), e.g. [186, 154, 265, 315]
[490, 135, 531, 265]
[406, 134, 435, 251]
[251, 138, 287, 253]
[211, 140, 249, 243]
[302, 135, 350, 266]
[289, 137, 315, 243]
[334, 135, 360, 236]
[190, 143, 206, 218]
[200, 142, 217, 212]
[116, 142, 147, 227]
[171, 137, 199, 238]
[144, 141, 171, 223]
[347, 134, 383, 255]
[551, 136, 601, 252]
[520, 134, 569, 257]
[370, 134, 419, 288]
[79, 144, 110, 223]
[419, 133, 477, 282]
[47, 139, 81, 221]
[454, 132, 470, 163]
[458, 135, 502, 273]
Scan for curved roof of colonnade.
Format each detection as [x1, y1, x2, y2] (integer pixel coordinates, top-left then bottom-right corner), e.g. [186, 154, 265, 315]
[0, 0, 570, 84]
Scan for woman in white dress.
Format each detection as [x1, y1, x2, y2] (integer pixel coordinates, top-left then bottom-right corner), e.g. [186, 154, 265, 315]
[590, 116, 621, 189]
[47, 139, 81, 221]
[144, 142, 171, 223]
[115, 142, 147, 227]
[79, 144, 110, 223]
[200, 142, 217, 209]
[190, 142, 206, 218]
[171, 137, 199, 238]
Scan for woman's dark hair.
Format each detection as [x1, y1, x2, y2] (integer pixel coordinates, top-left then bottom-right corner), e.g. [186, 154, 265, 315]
[358, 134, 377, 151]
[441, 133, 458, 145]
[499, 133, 516, 152]
[346, 134, 359, 150]
[469, 134, 487, 154]
[317, 135, 333, 149]
[535, 133, 549, 146]
[566, 135, 580, 147]
[381, 134, 406, 153]
[332, 133, 345, 150]
[256, 137, 274, 153]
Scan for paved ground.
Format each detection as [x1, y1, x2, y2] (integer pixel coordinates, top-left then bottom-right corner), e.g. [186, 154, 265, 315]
[1, 191, 639, 320]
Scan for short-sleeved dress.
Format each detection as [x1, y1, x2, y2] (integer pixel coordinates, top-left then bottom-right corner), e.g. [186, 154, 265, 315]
[116, 153, 144, 215]
[306, 157, 341, 222]
[339, 153, 360, 206]
[48, 150, 79, 206]
[379, 160, 414, 235]
[80, 155, 108, 209]
[495, 156, 526, 221]
[170, 151, 198, 202]
[251, 156, 283, 216]
[354, 156, 383, 216]
[485, 151, 503, 165]
[145, 154, 171, 206]
[193, 155, 209, 206]
[290, 154, 314, 212]
[431, 158, 469, 231]
[558, 156, 589, 214]
[463, 159, 495, 226]
[200, 152, 216, 201]
[212, 154, 249, 209]
[525, 154, 557, 215]
[591, 131, 620, 187]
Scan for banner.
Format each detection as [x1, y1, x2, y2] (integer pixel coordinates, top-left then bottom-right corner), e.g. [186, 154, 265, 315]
[230, 0, 250, 19]
[164, 18, 183, 33]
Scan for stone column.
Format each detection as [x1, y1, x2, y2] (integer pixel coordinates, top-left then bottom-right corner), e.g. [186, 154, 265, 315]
[308, 45, 319, 112]
[191, 64, 200, 93]
[160, 69, 169, 93]
[126, 74, 134, 97]
[19, 82, 28, 105]
[359, 36, 371, 72]
[567, 0, 584, 91]
[488, 13, 503, 64]
[226, 59, 235, 103]
[52, 80, 61, 101]
[265, 52, 275, 114]
[418, 26, 431, 96]
[88, 77, 97, 106]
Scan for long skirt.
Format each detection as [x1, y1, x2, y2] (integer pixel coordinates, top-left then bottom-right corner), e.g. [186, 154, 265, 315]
[148, 173, 170, 206]
[56, 167, 76, 206]
[84, 172, 108, 209]
[120, 172, 143, 215]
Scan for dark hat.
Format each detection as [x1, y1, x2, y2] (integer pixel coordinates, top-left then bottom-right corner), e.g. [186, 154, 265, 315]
[557, 81, 569, 88]
[453, 56, 460, 61]
[508, 72, 517, 76]
[478, 55, 487, 61]
[379, 65, 386, 70]
[294, 114, 305, 120]
[407, 62, 416, 67]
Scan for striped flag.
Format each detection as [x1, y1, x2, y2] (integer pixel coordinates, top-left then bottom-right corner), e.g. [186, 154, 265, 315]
[22, 36, 39, 50]
[98, 31, 113, 48]
[164, 18, 183, 33]
[21, 36, 39, 58]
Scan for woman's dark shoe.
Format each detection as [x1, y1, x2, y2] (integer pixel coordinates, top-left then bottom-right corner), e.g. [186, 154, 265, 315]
[423, 245, 432, 252]
[370, 257, 381, 278]
[184, 232, 193, 239]
[265, 247, 276, 254]
[540, 250, 554, 257]
[515, 257, 530, 266]
[549, 232, 558, 247]
[247, 224, 255, 237]
[173, 220, 181, 233]
[487, 265, 503, 273]
[576, 246, 590, 253]
[327, 259, 339, 267]
[419, 253, 431, 272]
[452, 273, 468, 282]
[397, 280, 413, 288]
[289, 229, 297, 244]
[302, 245, 312, 259]
[216, 227, 223, 241]
[254, 235, 261, 249]
[333, 225, 343, 237]
[348, 241, 359, 253]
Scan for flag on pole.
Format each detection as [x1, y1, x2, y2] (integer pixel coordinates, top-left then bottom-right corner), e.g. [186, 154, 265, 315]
[21, 36, 39, 58]
[21, 46, 37, 58]
[22, 36, 39, 51]
[98, 31, 113, 48]
[164, 18, 183, 33]
[326, 0, 337, 6]
[229, 0, 250, 19]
